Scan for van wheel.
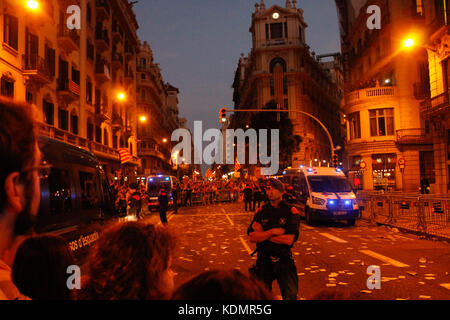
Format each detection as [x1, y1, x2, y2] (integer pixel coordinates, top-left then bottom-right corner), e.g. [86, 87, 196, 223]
[347, 219, 356, 226]
[306, 208, 314, 226]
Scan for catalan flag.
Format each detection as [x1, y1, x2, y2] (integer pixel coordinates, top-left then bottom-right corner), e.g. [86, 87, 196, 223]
[118, 148, 133, 164]
[235, 157, 241, 172]
[205, 168, 213, 178]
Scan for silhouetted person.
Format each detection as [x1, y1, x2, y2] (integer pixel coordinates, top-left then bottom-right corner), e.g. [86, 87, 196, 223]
[158, 186, 170, 225]
[243, 184, 253, 212]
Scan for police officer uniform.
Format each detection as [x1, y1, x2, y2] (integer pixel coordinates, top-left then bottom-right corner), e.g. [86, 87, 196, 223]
[247, 200, 301, 300]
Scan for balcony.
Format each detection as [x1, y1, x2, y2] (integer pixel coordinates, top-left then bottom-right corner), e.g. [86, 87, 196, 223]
[396, 129, 432, 145]
[265, 39, 286, 46]
[22, 55, 53, 85]
[125, 46, 134, 60]
[57, 28, 80, 54]
[95, 0, 110, 21]
[95, 28, 110, 52]
[345, 86, 396, 106]
[111, 113, 123, 130]
[95, 61, 111, 84]
[111, 24, 123, 43]
[111, 52, 123, 70]
[421, 91, 450, 117]
[94, 103, 110, 124]
[57, 79, 80, 103]
[39, 123, 89, 149]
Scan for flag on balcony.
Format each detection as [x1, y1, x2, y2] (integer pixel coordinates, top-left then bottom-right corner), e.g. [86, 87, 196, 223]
[235, 157, 241, 172]
[119, 148, 133, 164]
[69, 80, 80, 95]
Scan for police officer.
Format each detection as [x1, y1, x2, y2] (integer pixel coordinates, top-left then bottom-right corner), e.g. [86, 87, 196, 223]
[247, 178, 301, 300]
[158, 185, 169, 225]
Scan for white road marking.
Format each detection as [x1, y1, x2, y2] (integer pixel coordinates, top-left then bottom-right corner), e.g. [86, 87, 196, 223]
[225, 215, 234, 226]
[440, 283, 450, 290]
[239, 236, 253, 255]
[319, 233, 349, 243]
[359, 250, 410, 268]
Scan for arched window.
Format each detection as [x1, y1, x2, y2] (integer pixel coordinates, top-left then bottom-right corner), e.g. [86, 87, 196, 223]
[103, 128, 109, 146]
[269, 58, 287, 73]
[43, 98, 54, 125]
[87, 118, 94, 141]
[70, 109, 78, 135]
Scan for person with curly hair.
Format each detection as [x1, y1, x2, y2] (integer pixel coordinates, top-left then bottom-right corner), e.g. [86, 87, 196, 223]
[172, 269, 273, 300]
[79, 221, 176, 300]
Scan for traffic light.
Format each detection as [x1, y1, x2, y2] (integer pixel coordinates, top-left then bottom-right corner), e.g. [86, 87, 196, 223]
[219, 108, 227, 124]
[333, 154, 339, 168]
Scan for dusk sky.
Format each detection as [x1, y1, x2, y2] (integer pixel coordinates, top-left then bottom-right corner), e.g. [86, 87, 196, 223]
[134, 1, 341, 172]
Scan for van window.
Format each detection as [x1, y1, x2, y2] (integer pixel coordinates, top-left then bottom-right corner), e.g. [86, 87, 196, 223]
[48, 168, 72, 215]
[307, 176, 352, 193]
[79, 172, 99, 209]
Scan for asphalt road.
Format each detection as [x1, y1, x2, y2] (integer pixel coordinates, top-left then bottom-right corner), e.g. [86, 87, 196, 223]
[144, 201, 450, 300]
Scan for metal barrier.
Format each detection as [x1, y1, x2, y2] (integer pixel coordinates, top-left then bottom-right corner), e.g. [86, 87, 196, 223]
[357, 192, 450, 240]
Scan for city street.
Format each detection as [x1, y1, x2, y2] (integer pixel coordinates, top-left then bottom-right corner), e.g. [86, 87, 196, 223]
[143, 202, 450, 300]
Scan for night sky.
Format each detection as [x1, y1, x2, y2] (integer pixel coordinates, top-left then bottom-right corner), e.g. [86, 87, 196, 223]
[134, 0, 341, 172]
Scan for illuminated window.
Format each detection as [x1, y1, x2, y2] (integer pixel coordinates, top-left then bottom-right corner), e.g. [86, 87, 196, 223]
[370, 108, 394, 137]
[416, 0, 424, 16]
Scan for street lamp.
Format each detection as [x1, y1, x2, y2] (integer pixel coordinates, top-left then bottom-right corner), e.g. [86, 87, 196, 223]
[139, 115, 147, 123]
[403, 38, 415, 48]
[26, 0, 39, 10]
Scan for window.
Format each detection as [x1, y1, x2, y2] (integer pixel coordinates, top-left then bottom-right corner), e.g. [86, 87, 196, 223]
[26, 91, 33, 104]
[1, 77, 14, 97]
[369, 108, 394, 137]
[72, 67, 80, 85]
[58, 108, 69, 131]
[270, 23, 283, 39]
[45, 45, 56, 77]
[70, 113, 78, 135]
[141, 73, 146, 80]
[87, 4, 92, 25]
[103, 128, 108, 146]
[3, 15, 18, 50]
[348, 112, 361, 139]
[95, 126, 102, 143]
[86, 40, 94, 61]
[86, 80, 93, 104]
[299, 27, 303, 42]
[79, 172, 99, 210]
[87, 121, 94, 141]
[47, 168, 72, 216]
[140, 58, 146, 67]
[284, 22, 288, 38]
[265, 24, 269, 40]
[43, 100, 54, 125]
[113, 135, 118, 149]
[416, 0, 424, 16]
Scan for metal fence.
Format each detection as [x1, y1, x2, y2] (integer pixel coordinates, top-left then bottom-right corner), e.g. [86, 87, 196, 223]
[176, 190, 237, 206]
[356, 191, 450, 240]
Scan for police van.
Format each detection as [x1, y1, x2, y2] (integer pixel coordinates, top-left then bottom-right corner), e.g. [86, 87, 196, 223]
[146, 175, 178, 210]
[36, 136, 120, 262]
[281, 167, 359, 226]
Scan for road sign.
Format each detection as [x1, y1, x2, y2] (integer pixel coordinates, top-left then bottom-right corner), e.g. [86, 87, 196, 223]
[360, 161, 367, 170]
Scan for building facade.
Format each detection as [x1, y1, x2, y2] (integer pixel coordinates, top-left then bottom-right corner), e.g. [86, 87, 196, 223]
[0, 0, 181, 182]
[420, 0, 450, 194]
[335, 0, 434, 192]
[136, 40, 180, 176]
[231, 0, 344, 170]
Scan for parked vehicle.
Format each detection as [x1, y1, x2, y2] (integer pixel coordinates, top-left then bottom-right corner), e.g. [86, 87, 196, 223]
[281, 167, 359, 226]
[36, 136, 120, 262]
[146, 175, 178, 211]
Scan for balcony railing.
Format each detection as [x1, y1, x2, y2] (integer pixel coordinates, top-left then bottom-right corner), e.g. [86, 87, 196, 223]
[22, 54, 53, 83]
[396, 129, 431, 145]
[57, 28, 80, 54]
[95, 0, 111, 20]
[346, 86, 396, 105]
[95, 29, 110, 52]
[421, 91, 450, 117]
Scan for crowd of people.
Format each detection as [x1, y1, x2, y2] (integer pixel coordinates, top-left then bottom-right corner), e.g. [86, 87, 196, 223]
[0, 98, 359, 301]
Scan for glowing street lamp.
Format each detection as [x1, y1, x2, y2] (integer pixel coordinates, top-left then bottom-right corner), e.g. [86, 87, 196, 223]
[117, 92, 126, 101]
[403, 38, 415, 48]
[139, 115, 147, 123]
[26, 0, 39, 10]
[162, 138, 168, 143]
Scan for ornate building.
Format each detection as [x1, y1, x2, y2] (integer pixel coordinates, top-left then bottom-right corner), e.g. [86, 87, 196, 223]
[136, 40, 180, 175]
[0, 0, 141, 180]
[419, 0, 450, 194]
[231, 0, 343, 169]
[335, 0, 434, 192]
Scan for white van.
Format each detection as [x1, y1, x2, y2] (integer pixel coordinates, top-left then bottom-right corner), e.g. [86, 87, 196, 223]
[282, 167, 359, 226]
[146, 175, 178, 210]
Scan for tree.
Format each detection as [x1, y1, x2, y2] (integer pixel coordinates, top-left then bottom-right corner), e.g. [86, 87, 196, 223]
[249, 100, 302, 170]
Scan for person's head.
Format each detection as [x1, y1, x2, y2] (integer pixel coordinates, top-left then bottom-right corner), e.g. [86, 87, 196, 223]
[0, 98, 41, 238]
[12, 235, 75, 300]
[81, 222, 176, 300]
[266, 179, 285, 202]
[172, 269, 272, 300]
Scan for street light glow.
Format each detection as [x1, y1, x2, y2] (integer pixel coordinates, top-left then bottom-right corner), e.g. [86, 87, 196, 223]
[404, 38, 415, 48]
[117, 92, 126, 101]
[139, 116, 147, 122]
[26, 0, 39, 10]
[162, 138, 168, 143]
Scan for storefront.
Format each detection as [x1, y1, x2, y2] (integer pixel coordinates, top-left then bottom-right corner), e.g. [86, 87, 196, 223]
[348, 155, 364, 191]
[372, 153, 397, 190]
